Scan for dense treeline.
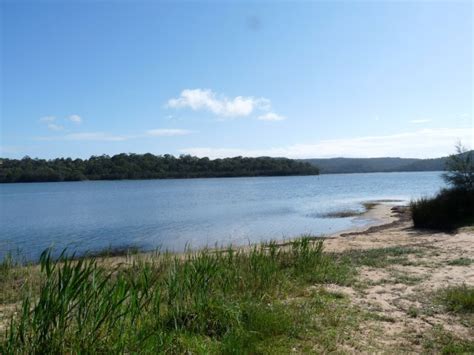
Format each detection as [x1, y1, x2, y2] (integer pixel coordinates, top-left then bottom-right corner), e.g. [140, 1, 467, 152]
[0, 154, 319, 183]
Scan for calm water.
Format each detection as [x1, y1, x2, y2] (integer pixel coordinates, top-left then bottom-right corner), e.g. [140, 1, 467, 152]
[0, 172, 444, 261]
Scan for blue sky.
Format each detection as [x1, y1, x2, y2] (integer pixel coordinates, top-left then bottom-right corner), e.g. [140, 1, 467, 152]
[1, 0, 472, 159]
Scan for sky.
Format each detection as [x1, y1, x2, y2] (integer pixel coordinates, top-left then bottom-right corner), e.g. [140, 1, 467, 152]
[1, 0, 472, 160]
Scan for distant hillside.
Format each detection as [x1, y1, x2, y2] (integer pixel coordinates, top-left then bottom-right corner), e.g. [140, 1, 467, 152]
[301, 155, 450, 174]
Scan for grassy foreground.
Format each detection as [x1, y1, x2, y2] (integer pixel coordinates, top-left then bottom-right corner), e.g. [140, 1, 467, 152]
[1, 238, 472, 353]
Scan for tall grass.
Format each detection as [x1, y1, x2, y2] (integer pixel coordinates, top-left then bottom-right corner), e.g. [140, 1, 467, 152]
[411, 188, 474, 230]
[1, 238, 355, 353]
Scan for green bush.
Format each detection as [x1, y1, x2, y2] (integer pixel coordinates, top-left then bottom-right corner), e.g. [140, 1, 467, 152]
[411, 188, 474, 230]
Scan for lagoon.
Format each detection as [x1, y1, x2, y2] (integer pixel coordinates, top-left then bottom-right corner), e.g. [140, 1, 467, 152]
[0, 171, 444, 261]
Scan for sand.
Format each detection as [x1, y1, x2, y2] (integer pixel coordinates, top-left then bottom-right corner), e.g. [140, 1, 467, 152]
[323, 203, 474, 351]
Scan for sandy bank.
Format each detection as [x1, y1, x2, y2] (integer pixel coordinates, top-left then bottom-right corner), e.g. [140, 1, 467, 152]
[323, 204, 474, 351]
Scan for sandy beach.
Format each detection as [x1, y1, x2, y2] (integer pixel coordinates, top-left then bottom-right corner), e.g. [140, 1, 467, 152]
[323, 203, 474, 351]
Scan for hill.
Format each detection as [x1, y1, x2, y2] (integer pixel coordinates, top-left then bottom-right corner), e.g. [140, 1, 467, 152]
[301, 156, 449, 174]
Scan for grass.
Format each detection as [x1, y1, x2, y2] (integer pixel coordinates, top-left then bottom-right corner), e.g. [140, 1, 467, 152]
[81, 245, 142, 258]
[0, 238, 362, 353]
[339, 246, 418, 268]
[320, 201, 377, 219]
[390, 272, 424, 285]
[437, 284, 474, 314]
[423, 325, 474, 354]
[0, 253, 42, 305]
[447, 258, 473, 266]
[321, 210, 362, 218]
[1, 241, 471, 353]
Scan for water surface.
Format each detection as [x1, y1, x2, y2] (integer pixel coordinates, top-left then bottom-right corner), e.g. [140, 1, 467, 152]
[0, 172, 444, 261]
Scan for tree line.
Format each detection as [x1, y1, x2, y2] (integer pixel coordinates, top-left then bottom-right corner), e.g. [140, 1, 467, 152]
[0, 154, 320, 183]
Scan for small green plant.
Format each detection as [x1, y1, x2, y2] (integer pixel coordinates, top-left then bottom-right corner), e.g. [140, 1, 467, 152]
[447, 258, 472, 266]
[0, 253, 14, 273]
[407, 306, 419, 318]
[437, 284, 474, 314]
[342, 247, 416, 268]
[423, 325, 474, 354]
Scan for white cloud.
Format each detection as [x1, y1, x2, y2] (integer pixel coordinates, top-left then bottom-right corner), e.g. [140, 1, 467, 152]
[257, 112, 286, 121]
[64, 132, 128, 141]
[39, 116, 56, 123]
[37, 132, 130, 142]
[36, 128, 193, 142]
[180, 127, 473, 159]
[410, 119, 431, 124]
[146, 129, 192, 136]
[69, 114, 82, 124]
[166, 88, 277, 119]
[47, 123, 64, 131]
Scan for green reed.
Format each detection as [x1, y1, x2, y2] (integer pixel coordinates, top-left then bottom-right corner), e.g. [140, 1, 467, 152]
[1, 237, 354, 353]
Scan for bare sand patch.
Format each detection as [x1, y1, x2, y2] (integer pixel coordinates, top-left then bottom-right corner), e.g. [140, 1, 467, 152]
[324, 204, 473, 351]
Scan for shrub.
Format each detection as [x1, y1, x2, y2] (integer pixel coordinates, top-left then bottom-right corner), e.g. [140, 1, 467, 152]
[411, 188, 474, 230]
[442, 143, 474, 191]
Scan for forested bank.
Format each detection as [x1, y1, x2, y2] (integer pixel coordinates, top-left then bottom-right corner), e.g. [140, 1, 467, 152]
[0, 154, 319, 183]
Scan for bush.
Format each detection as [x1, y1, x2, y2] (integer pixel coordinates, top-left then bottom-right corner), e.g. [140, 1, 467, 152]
[442, 143, 474, 191]
[411, 188, 474, 230]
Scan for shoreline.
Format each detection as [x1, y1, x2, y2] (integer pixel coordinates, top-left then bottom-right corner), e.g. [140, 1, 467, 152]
[1, 202, 473, 351]
[0, 201, 405, 266]
[93, 201, 407, 266]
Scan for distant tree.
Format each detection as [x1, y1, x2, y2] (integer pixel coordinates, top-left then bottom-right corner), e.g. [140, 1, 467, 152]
[442, 143, 474, 191]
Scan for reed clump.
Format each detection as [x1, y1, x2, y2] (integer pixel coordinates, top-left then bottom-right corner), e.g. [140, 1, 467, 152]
[1, 238, 356, 353]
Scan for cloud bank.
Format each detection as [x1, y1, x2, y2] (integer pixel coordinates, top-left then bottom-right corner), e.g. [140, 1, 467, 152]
[146, 129, 192, 137]
[180, 127, 473, 159]
[37, 128, 192, 142]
